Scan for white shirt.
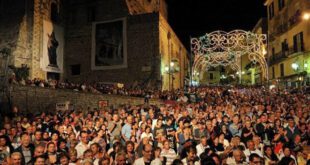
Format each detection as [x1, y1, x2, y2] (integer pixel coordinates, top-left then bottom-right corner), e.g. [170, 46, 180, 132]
[75, 141, 93, 158]
[196, 143, 209, 157]
[243, 149, 263, 162]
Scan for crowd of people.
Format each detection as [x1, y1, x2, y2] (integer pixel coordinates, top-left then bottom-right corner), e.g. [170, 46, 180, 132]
[0, 86, 309, 165]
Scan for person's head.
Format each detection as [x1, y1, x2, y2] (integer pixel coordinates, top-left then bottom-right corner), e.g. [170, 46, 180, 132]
[200, 136, 208, 146]
[34, 145, 45, 157]
[249, 153, 262, 165]
[232, 149, 243, 163]
[51, 131, 59, 141]
[283, 146, 291, 157]
[80, 131, 89, 144]
[125, 141, 134, 153]
[145, 126, 151, 133]
[69, 149, 77, 162]
[112, 114, 119, 122]
[0, 135, 7, 147]
[115, 152, 126, 165]
[154, 147, 162, 158]
[83, 149, 93, 159]
[288, 117, 295, 128]
[20, 133, 31, 148]
[90, 143, 101, 155]
[278, 156, 295, 165]
[186, 146, 197, 161]
[127, 115, 133, 124]
[99, 156, 111, 165]
[34, 130, 42, 141]
[171, 159, 184, 165]
[263, 145, 274, 157]
[232, 115, 239, 124]
[163, 140, 170, 150]
[33, 155, 46, 165]
[247, 140, 255, 150]
[58, 153, 69, 165]
[142, 144, 153, 161]
[46, 142, 56, 153]
[10, 152, 22, 165]
[210, 153, 220, 165]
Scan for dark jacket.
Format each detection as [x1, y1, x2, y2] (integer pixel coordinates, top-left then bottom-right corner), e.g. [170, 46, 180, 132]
[14, 144, 35, 165]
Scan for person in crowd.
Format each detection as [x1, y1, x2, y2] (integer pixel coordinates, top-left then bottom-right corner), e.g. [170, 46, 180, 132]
[0, 85, 308, 165]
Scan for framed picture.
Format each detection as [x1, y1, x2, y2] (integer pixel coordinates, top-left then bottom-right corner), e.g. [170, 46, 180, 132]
[91, 18, 127, 70]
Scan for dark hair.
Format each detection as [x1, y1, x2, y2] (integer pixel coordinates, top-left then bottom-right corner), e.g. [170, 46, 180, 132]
[278, 156, 295, 165]
[249, 153, 261, 162]
[34, 155, 46, 163]
[171, 159, 183, 165]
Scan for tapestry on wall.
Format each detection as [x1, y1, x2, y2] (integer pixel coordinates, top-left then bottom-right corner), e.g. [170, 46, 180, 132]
[41, 20, 64, 73]
[91, 18, 127, 70]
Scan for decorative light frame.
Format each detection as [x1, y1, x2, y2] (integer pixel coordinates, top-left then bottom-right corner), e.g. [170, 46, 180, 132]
[191, 30, 268, 80]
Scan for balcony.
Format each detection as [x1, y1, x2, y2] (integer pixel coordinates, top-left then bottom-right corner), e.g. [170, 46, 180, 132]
[288, 9, 301, 28]
[268, 52, 288, 65]
[268, 47, 305, 65]
[275, 23, 288, 36]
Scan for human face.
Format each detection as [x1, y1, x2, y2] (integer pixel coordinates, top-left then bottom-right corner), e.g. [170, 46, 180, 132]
[126, 143, 134, 152]
[34, 146, 45, 156]
[233, 150, 242, 162]
[21, 135, 31, 147]
[163, 141, 170, 150]
[250, 157, 262, 165]
[187, 149, 197, 161]
[80, 133, 89, 144]
[34, 157, 45, 165]
[143, 145, 153, 161]
[11, 154, 22, 165]
[0, 138, 6, 147]
[91, 144, 99, 154]
[47, 143, 56, 153]
[116, 155, 126, 165]
[35, 131, 42, 141]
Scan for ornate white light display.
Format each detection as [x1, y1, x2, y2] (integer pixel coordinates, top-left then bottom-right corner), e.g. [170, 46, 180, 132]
[191, 30, 268, 80]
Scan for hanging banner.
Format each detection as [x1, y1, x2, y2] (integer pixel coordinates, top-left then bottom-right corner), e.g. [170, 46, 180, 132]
[41, 20, 64, 73]
[91, 18, 127, 70]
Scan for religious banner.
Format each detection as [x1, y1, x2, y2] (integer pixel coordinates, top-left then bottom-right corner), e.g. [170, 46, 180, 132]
[91, 18, 127, 70]
[41, 20, 64, 73]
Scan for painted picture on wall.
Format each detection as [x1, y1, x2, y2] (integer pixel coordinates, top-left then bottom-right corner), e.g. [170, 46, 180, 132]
[91, 18, 127, 70]
[42, 20, 64, 73]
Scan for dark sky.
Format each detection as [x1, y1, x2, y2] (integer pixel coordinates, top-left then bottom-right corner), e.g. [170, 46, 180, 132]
[166, 0, 267, 48]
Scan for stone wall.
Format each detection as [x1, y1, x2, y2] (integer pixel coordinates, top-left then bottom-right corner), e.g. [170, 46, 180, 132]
[9, 85, 163, 113]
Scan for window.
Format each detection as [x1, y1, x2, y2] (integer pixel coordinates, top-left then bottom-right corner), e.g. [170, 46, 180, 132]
[278, 0, 285, 11]
[269, 2, 275, 20]
[281, 39, 288, 56]
[210, 73, 214, 80]
[293, 32, 304, 52]
[272, 67, 275, 79]
[272, 47, 275, 60]
[87, 7, 96, 22]
[71, 64, 81, 75]
[280, 63, 284, 77]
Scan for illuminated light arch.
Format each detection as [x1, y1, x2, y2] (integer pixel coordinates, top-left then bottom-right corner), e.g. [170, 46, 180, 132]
[191, 30, 268, 81]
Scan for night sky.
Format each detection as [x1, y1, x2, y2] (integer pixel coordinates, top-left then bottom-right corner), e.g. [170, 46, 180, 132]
[166, 0, 267, 48]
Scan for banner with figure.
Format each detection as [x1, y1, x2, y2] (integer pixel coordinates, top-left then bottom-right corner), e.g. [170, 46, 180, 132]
[91, 18, 127, 70]
[41, 20, 64, 73]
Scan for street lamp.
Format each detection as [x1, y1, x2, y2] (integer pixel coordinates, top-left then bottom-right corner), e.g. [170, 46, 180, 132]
[165, 61, 179, 91]
[291, 63, 299, 71]
[303, 13, 310, 21]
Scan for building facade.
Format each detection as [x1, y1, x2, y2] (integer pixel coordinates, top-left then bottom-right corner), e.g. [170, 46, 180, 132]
[0, 0, 189, 91]
[265, 0, 310, 87]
